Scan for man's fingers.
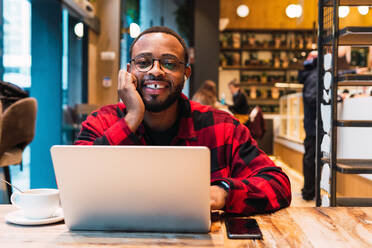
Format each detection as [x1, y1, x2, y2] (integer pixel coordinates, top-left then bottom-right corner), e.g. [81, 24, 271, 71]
[118, 70, 124, 89]
[210, 201, 217, 210]
[130, 73, 138, 88]
[118, 70, 137, 89]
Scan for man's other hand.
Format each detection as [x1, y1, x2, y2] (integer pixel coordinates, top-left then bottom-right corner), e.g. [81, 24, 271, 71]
[118, 70, 145, 132]
[210, 185, 228, 210]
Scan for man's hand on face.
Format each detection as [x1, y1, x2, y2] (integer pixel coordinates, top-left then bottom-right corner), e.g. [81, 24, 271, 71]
[210, 185, 228, 210]
[118, 69, 145, 132]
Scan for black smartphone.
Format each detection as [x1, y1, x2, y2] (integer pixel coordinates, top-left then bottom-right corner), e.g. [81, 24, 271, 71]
[225, 217, 263, 239]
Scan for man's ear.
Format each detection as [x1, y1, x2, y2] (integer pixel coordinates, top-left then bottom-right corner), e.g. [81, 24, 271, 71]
[184, 65, 191, 80]
[126, 63, 131, 72]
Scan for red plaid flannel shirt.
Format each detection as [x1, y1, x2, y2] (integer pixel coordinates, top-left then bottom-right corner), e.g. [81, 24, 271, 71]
[75, 94, 291, 215]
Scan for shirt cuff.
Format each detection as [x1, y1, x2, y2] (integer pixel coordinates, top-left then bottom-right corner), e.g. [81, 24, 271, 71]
[213, 180, 230, 193]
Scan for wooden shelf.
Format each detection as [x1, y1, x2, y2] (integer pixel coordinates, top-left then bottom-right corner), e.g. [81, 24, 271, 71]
[222, 28, 315, 33]
[324, 0, 372, 6]
[336, 120, 372, 127]
[336, 197, 372, 207]
[322, 158, 372, 174]
[241, 82, 276, 87]
[337, 159, 372, 174]
[324, 27, 372, 46]
[338, 74, 372, 86]
[221, 66, 303, 71]
[220, 47, 314, 52]
[62, 0, 100, 34]
[248, 99, 279, 105]
[241, 82, 301, 87]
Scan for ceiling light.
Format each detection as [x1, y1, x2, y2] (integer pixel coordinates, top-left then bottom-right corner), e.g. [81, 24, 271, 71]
[358, 6, 369, 15]
[129, 23, 140, 38]
[286, 4, 302, 18]
[237, 5, 249, 18]
[339, 6, 350, 18]
[74, 22, 84, 38]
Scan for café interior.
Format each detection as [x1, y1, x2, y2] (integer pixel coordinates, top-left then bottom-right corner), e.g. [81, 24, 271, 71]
[1, 0, 372, 247]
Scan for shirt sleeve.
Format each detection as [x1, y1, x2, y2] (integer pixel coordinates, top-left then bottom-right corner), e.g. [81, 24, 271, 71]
[74, 108, 141, 145]
[211, 123, 291, 215]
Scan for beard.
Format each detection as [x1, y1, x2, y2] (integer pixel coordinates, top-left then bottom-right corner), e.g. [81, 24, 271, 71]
[137, 76, 184, 113]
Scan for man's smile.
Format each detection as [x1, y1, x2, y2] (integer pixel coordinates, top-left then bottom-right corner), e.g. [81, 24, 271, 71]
[142, 80, 171, 94]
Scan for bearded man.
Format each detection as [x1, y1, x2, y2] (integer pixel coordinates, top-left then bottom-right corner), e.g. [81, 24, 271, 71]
[75, 26, 291, 215]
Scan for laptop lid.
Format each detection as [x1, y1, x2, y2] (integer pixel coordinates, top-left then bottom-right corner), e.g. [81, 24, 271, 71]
[51, 145, 211, 233]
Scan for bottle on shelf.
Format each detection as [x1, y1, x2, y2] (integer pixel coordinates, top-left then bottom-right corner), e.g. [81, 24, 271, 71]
[248, 34, 255, 47]
[232, 53, 240, 66]
[267, 89, 272, 99]
[261, 89, 268, 99]
[261, 72, 267, 83]
[220, 33, 228, 48]
[219, 53, 227, 67]
[272, 87, 280, 99]
[220, 93, 226, 105]
[232, 32, 241, 49]
[274, 34, 281, 49]
[298, 35, 304, 49]
[282, 53, 289, 68]
[274, 57, 281, 68]
[250, 86, 257, 99]
[306, 35, 313, 49]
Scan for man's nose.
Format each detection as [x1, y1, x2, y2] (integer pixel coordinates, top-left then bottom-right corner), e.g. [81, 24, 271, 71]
[148, 60, 165, 77]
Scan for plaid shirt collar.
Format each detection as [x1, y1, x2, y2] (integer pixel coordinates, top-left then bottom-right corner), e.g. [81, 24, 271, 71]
[135, 93, 198, 141]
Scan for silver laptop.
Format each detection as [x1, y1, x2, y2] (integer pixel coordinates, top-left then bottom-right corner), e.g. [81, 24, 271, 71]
[50, 145, 211, 233]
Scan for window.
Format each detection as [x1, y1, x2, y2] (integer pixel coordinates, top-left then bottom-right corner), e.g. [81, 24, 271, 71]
[2, 0, 32, 195]
[3, 0, 31, 89]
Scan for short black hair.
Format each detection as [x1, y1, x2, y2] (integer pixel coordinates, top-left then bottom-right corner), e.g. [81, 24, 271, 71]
[129, 26, 189, 65]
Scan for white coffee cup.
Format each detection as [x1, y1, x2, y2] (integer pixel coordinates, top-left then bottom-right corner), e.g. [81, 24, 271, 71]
[10, 188, 60, 219]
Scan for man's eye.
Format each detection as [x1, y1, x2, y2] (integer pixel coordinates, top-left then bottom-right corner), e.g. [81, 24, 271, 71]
[136, 59, 152, 68]
[162, 60, 177, 70]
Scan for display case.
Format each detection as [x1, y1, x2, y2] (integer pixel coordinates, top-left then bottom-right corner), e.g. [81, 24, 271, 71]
[279, 92, 305, 143]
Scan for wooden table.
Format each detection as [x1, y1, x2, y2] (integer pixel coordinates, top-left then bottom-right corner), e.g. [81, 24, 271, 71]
[1, 205, 372, 247]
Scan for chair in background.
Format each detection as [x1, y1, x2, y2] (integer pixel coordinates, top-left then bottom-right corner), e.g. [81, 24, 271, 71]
[62, 103, 98, 144]
[0, 98, 37, 199]
[74, 103, 99, 124]
[246, 106, 266, 140]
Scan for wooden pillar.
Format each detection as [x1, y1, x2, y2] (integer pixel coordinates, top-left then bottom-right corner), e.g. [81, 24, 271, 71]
[88, 0, 120, 106]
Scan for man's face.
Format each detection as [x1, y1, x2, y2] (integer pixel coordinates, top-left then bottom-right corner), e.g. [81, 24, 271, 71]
[128, 33, 190, 113]
[228, 85, 237, 94]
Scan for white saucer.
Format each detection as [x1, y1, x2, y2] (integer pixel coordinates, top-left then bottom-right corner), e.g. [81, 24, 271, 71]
[5, 208, 64, 226]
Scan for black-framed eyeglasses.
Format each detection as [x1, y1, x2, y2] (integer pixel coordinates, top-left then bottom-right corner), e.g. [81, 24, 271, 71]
[130, 55, 185, 73]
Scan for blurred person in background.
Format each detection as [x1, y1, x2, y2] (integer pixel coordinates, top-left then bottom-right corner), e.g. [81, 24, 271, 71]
[192, 80, 230, 113]
[227, 79, 250, 115]
[341, 89, 350, 101]
[192, 80, 218, 107]
[298, 51, 317, 201]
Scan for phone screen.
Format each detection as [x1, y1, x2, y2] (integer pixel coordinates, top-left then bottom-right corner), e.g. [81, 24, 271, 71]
[225, 217, 263, 239]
